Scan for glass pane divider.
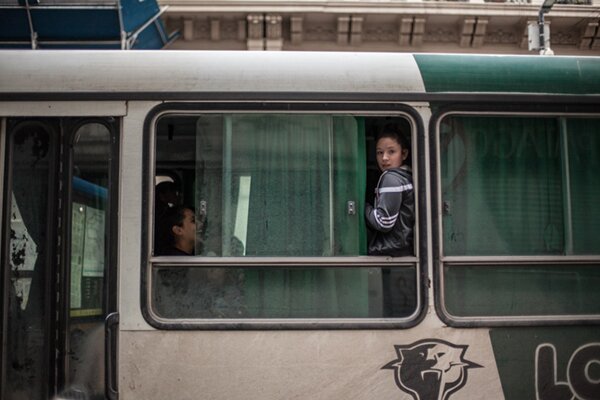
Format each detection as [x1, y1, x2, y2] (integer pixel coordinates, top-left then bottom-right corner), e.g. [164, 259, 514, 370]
[150, 256, 418, 267]
[442, 255, 600, 265]
[222, 115, 233, 257]
[328, 118, 334, 256]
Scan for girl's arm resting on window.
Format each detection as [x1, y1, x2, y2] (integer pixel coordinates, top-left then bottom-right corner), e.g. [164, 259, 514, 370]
[365, 174, 403, 233]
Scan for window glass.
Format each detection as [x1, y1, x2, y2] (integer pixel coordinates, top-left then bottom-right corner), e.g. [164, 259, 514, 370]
[70, 123, 110, 317]
[440, 116, 563, 256]
[153, 265, 417, 319]
[440, 115, 600, 319]
[444, 265, 600, 316]
[67, 122, 111, 398]
[566, 118, 600, 254]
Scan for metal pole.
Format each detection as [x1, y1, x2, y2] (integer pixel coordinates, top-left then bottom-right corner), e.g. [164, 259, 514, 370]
[538, 10, 546, 53]
[538, 0, 556, 55]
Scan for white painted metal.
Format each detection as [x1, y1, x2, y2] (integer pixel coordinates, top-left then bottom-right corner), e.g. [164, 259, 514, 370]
[118, 101, 161, 331]
[119, 319, 504, 399]
[0, 101, 127, 116]
[0, 50, 426, 94]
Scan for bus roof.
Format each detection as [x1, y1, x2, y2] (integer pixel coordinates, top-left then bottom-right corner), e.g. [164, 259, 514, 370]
[414, 54, 600, 95]
[1, 51, 599, 99]
[0, 50, 424, 96]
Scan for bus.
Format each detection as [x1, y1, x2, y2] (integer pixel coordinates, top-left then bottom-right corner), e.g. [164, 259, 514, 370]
[1, 50, 599, 400]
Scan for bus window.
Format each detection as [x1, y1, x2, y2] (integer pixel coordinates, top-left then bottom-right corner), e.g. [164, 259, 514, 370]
[67, 122, 111, 397]
[438, 115, 600, 320]
[150, 113, 419, 322]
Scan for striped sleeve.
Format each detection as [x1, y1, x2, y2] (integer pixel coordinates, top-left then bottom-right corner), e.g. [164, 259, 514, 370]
[365, 171, 412, 232]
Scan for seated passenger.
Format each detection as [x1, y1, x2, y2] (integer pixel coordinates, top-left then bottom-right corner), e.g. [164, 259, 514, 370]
[365, 125, 415, 256]
[155, 205, 196, 256]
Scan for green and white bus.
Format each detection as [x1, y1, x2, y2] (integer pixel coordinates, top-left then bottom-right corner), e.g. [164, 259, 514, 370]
[1, 50, 599, 400]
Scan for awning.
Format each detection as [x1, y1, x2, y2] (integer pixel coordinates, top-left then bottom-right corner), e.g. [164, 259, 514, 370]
[0, 0, 179, 49]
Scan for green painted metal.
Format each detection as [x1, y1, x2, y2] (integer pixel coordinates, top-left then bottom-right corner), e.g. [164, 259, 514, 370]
[414, 54, 600, 94]
[490, 327, 599, 400]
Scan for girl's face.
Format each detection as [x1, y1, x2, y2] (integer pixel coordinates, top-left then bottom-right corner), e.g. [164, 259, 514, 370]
[376, 137, 408, 171]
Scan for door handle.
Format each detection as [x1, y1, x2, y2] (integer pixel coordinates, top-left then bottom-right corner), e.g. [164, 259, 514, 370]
[105, 312, 119, 400]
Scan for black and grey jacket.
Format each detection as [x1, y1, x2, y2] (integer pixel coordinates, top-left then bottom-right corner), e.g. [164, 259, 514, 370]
[365, 166, 414, 256]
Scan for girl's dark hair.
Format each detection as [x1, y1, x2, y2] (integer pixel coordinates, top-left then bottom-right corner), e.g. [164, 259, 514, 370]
[377, 124, 410, 149]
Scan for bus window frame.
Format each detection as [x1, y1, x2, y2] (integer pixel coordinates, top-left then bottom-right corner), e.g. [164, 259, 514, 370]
[141, 101, 428, 330]
[64, 118, 119, 321]
[431, 104, 600, 327]
[62, 117, 120, 397]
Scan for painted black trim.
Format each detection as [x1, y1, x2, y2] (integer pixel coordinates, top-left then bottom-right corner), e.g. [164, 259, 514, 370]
[0, 122, 10, 399]
[141, 101, 428, 330]
[1, 119, 61, 397]
[430, 103, 600, 328]
[2, 91, 600, 104]
[105, 312, 119, 400]
[106, 118, 120, 400]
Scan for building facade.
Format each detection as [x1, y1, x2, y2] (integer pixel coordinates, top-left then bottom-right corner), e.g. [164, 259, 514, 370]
[160, 0, 600, 55]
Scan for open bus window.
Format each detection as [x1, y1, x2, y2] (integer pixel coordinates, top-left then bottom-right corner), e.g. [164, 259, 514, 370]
[439, 115, 600, 319]
[151, 113, 418, 321]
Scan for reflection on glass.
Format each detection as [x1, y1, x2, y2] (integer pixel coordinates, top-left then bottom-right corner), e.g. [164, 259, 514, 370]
[232, 175, 251, 255]
[66, 122, 110, 398]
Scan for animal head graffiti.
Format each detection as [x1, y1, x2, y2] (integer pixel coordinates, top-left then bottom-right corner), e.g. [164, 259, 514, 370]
[382, 339, 482, 400]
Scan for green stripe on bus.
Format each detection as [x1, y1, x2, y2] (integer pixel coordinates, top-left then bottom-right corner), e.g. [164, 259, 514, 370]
[414, 54, 600, 94]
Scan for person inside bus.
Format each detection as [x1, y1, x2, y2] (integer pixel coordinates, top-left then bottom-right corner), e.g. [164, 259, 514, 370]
[155, 205, 196, 256]
[365, 124, 415, 256]
[155, 179, 181, 220]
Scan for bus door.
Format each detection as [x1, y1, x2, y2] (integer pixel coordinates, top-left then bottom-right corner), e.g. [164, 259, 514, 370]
[1, 117, 119, 400]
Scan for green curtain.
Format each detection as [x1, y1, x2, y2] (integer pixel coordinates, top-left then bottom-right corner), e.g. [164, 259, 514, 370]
[567, 118, 600, 254]
[441, 116, 563, 256]
[196, 114, 370, 318]
[233, 114, 331, 256]
[333, 116, 367, 256]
